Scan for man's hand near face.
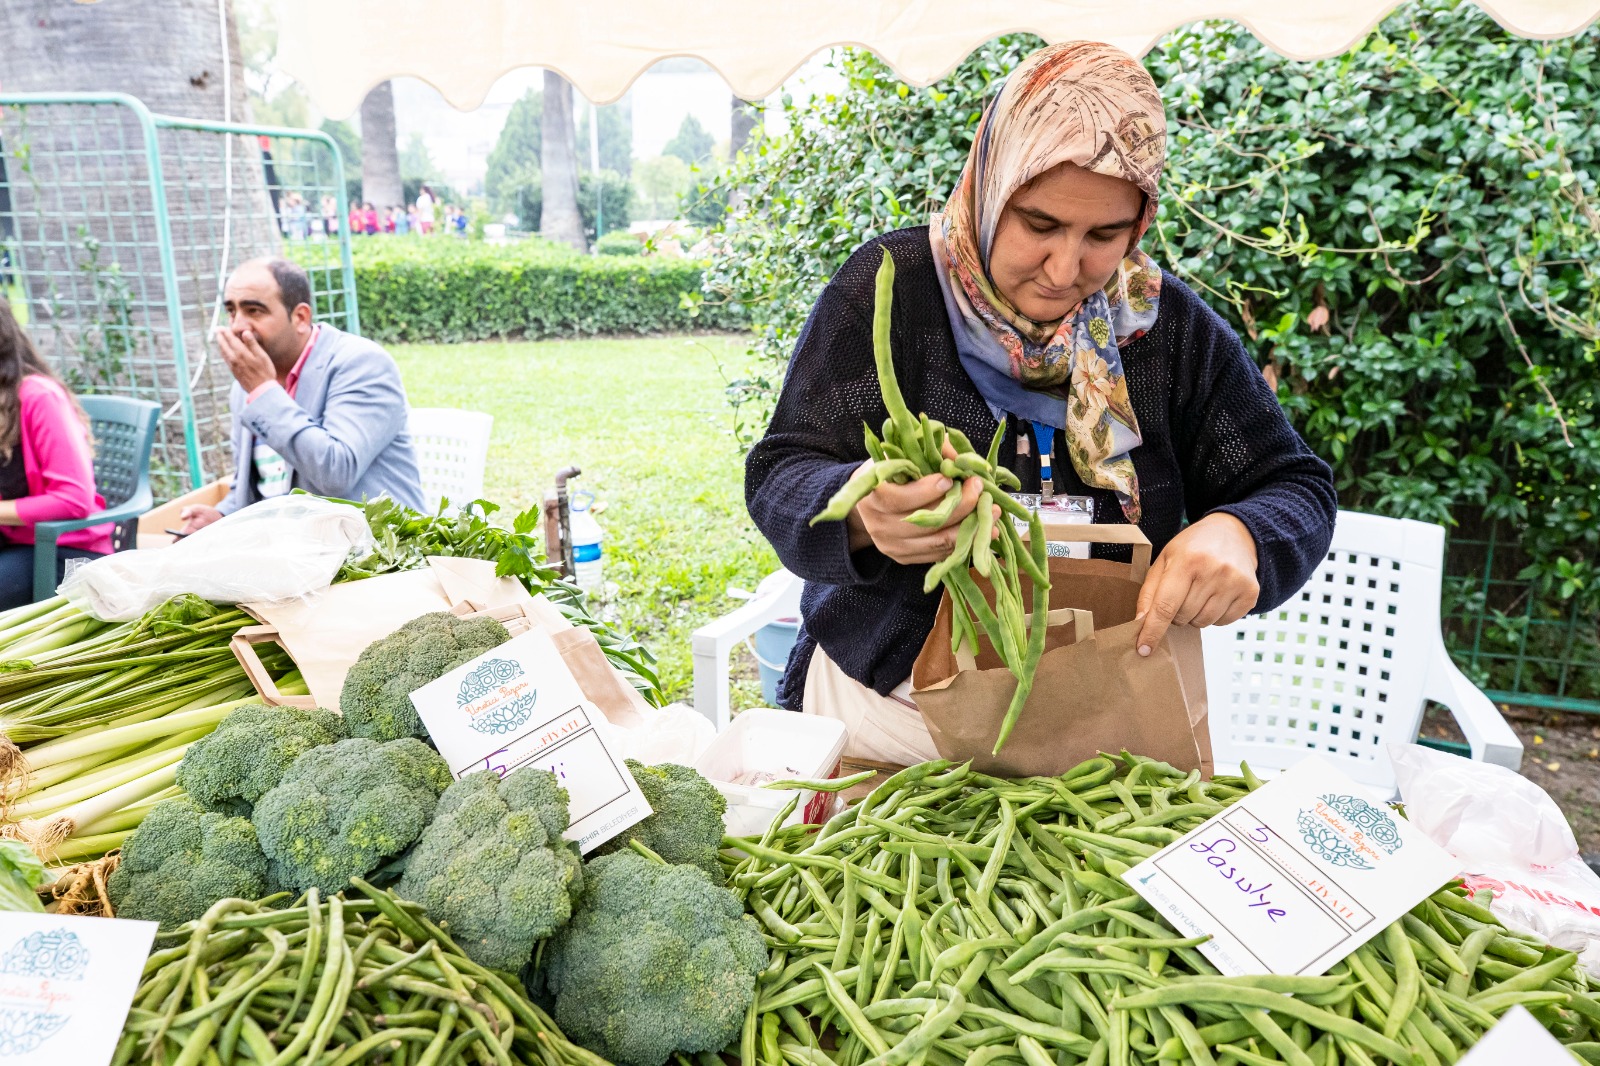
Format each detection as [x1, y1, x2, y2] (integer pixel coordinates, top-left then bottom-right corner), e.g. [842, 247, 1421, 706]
[216, 327, 279, 394]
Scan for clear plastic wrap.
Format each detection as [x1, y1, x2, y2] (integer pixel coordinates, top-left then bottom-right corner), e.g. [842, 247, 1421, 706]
[60, 496, 373, 621]
[1392, 743, 1600, 974]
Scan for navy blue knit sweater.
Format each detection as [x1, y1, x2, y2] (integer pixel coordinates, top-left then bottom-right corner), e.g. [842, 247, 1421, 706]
[745, 227, 1337, 710]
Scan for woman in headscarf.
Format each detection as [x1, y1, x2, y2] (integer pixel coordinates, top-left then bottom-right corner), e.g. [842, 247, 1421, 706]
[745, 42, 1336, 763]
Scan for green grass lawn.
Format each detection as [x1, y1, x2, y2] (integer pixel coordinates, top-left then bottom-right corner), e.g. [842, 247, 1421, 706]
[392, 334, 781, 709]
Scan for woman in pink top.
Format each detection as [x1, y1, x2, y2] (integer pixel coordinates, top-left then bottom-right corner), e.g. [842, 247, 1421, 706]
[0, 303, 111, 609]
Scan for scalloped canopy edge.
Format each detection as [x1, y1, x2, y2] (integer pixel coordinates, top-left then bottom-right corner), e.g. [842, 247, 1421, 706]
[274, 0, 1600, 117]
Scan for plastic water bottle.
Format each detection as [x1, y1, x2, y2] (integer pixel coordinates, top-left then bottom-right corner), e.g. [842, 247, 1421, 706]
[568, 491, 604, 593]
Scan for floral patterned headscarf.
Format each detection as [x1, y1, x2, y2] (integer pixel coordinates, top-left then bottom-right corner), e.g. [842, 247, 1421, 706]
[929, 41, 1166, 523]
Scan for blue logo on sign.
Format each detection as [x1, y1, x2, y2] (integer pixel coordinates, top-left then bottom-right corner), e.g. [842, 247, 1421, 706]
[0, 929, 89, 1056]
[457, 657, 537, 735]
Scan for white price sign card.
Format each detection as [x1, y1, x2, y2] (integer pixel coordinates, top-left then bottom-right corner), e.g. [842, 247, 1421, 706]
[1123, 755, 1460, 977]
[0, 912, 157, 1064]
[409, 629, 651, 853]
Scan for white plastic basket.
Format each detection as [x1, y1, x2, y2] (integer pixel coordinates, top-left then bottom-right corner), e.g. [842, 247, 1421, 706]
[695, 709, 847, 837]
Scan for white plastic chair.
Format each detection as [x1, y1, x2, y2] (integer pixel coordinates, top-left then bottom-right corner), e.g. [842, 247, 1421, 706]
[407, 408, 494, 513]
[1203, 510, 1523, 794]
[691, 569, 803, 731]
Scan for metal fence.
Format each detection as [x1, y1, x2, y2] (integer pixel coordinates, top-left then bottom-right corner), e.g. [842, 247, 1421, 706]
[0, 92, 357, 495]
[1445, 515, 1600, 714]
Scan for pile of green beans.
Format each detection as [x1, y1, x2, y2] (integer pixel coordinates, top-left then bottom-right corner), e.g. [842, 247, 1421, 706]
[114, 879, 610, 1066]
[721, 756, 1600, 1066]
[808, 248, 1050, 754]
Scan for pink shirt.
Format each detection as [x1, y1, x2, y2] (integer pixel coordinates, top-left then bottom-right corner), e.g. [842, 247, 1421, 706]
[3, 376, 111, 554]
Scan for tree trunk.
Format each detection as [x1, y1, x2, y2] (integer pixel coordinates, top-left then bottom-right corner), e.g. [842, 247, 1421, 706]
[359, 81, 404, 211]
[0, 0, 278, 491]
[728, 96, 759, 211]
[540, 71, 586, 252]
[0, 0, 250, 116]
[731, 96, 758, 157]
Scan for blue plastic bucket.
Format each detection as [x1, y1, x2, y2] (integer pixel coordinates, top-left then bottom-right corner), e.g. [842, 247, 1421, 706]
[752, 619, 801, 707]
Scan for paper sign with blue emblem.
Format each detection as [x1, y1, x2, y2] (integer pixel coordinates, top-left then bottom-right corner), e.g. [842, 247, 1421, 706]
[1122, 755, 1460, 977]
[0, 912, 157, 1065]
[409, 628, 651, 853]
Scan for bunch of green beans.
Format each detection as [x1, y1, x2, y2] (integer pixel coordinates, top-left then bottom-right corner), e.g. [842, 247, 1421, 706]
[808, 248, 1050, 754]
[721, 755, 1600, 1066]
[114, 879, 611, 1066]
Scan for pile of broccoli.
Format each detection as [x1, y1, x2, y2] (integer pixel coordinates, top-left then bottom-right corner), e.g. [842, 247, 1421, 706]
[395, 767, 583, 971]
[339, 612, 510, 741]
[538, 849, 767, 1066]
[106, 650, 771, 1064]
[595, 760, 729, 880]
[176, 703, 347, 817]
[254, 737, 451, 894]
[113, 699, 454, 921]
[107, 797, 271, 928]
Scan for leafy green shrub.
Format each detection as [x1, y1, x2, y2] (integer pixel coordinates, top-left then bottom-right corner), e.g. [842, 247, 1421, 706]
[596, 230, 644, 256]
[342, 239, 743, 343]
[703, 6, 1600, 699]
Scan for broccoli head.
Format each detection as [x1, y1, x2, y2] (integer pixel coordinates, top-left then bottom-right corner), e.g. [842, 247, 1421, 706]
[340, 612, 510, 741]
[395, 767, 582, 971]
[537, 850, 767, 1066]
[595, 761, 728, 880]
[176, 703, 347, 817]
[107, 797, 270, 929]
[252, 737, 451, 895]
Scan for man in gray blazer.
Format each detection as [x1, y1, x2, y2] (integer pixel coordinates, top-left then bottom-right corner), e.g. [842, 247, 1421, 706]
[179, 257, 426, 533]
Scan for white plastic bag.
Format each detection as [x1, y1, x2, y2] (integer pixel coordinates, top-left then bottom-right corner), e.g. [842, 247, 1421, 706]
[60, 496, 373, 621]
[1391, 743, 1600, 974]
[597, 702, 715, 766]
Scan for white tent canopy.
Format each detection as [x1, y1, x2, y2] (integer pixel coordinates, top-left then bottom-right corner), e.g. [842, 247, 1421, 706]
[276, 0, 1599, 117]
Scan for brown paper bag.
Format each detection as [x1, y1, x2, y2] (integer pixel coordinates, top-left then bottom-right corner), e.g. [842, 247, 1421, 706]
[910, 522, 1212, 778]
[238, 560, 651, 730]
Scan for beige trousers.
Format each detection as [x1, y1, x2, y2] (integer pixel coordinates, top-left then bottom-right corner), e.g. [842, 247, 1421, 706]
[801, 646, 942, 766]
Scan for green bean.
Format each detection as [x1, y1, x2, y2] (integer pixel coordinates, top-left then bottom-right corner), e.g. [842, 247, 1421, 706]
[972, 491, 997, 577]
[765, 769, 881, 794]
[907, 482, 966, 530]
[1116, 983, 1416, 1063]
[815, 961, 893, 1057]
[1471, 947, 1579, 1002]
[1383, 921, 1421, 1041]
[812, 468, 883, 525]
[921, 512, 980, 593]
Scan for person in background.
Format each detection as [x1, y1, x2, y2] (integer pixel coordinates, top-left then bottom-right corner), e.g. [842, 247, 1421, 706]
[361, 203, 379, 236]
[178, 258, 425, 534]
[321, 195, 340, 239]
[406, 203, 419, 234]
[452, 206, 469, 236]
[415, 185, 436, 235]
[282, 193, 308, 241]
[348, 201, 363, 238]
[0, 302, 111, 609]
[393, 206, 411, 237]
[383, 207, 397, 235]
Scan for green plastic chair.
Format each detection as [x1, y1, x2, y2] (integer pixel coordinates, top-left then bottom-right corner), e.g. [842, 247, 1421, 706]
[32, 395, 160, 603]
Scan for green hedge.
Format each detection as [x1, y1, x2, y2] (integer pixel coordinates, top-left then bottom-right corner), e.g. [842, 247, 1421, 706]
[338, 239, 743, 344]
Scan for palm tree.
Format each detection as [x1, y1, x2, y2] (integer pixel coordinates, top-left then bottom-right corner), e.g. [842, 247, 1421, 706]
[540, 71, 586, 252]
[359, 81, 404, 213]
[0, 0, 275, 486]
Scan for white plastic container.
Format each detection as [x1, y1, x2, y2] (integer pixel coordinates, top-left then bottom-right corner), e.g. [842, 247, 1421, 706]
[568, 492, 604, 593]
[694, 709, 848, 837]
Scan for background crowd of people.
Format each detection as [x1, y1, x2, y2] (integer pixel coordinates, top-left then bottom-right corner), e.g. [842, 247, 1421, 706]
[278, 185, 470, 241]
